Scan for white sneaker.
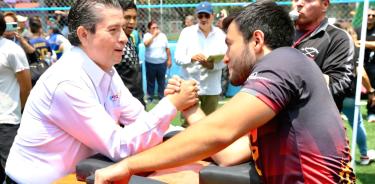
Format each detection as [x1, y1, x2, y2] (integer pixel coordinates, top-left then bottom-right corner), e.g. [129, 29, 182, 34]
[367, 114, 375, 123]
[360, 149, 375, 165]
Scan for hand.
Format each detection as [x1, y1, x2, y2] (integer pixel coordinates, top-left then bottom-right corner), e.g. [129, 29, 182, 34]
[164, 75, 183, 96]
[166, 59, 172, 68]
[191, 54, 206, 63]
[152, 29, 160, 37]
[199, 59, 214, 69]
[95, 162, 131, 184]
[368, 91, 375, 107]
[168, 80, 199, 111]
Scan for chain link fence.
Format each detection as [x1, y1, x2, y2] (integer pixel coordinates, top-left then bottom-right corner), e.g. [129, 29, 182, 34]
[0, 0, 372, 40]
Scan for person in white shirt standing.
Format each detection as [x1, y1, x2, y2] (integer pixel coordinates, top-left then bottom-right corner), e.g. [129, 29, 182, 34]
[4, 0, 198, 183]
[143, 20, 172, 103]
[175, 1, 227, 116]
[0, 12, 32, 184]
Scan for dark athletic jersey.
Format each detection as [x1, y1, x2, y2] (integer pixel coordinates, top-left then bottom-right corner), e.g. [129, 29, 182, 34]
[241, 47, 355, 183]
[29, 37, 52, 63]
[293, 18, 355, 111]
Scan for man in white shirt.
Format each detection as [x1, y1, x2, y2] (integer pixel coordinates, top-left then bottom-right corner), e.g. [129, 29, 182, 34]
[175, 1, 227, 116]
[5, 1, 198, 183]
[0, 12, 32, 184]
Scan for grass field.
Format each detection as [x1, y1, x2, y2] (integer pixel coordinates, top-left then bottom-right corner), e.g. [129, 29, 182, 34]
[146, 99, 375, 183]
[344, 104, 375, 184]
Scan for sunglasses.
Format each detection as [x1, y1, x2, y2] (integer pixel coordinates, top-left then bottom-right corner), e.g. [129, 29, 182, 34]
[368, 14, 375, 17]
[198, 13, 210, 19]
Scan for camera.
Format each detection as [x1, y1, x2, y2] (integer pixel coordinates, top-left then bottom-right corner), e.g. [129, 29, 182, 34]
[6, 22, 18, 32]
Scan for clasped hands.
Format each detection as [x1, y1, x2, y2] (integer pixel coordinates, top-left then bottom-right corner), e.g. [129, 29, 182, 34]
[165, 75, 200, 111]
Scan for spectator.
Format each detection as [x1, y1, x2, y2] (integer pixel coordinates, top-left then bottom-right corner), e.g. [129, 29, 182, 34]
[2, 12, 35, 56]
[4, 0, 198, 183]
[0, 12, 31, 184]
[215, 9, 227, 29]
[114, 0, 146, 106]
[355, 7, 375, 122]
[175, 1, 227, 116]
[16, 15, 31, 39]
[94, 2, 355, 183]
[46, 19, 72, 61]
[143, 20, 172, 103]
[54, 10, 69, 38]
[336, 21, 375, 165]
[28, 16, 53, 65]
[292, 0, 355, 112]
[184, 15, 195, 27]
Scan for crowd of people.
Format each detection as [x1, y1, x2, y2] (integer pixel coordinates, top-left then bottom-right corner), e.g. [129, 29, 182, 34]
[0, 0, 375, 183]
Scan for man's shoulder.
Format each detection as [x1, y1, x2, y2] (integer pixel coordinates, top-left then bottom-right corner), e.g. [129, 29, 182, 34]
[326, 24, 351, 40]
[181, 25, 198, 34]
[0, 38, 24, 54]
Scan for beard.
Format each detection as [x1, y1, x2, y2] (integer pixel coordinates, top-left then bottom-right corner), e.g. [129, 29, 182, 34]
[229, 48, 253, 86]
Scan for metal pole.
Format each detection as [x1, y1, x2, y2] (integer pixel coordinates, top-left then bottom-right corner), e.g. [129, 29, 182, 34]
[352, 0, 369, 169]
[160, 0, 163, 30]
[148, 0, 151, 21]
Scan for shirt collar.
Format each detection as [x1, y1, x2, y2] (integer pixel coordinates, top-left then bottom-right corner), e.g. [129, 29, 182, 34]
[73, 47, 115, 88]
[195, 24, 217, 36]
[308, 18, 329, 38]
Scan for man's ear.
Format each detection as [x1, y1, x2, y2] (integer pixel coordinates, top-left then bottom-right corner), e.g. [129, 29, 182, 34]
[322, 0, 329, 13]
[252, 30, 265, 53]
[77, 26, 89, 47]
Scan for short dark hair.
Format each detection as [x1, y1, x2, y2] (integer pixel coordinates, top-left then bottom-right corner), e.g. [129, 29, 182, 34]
[222, 12, 240, 33]
[232, 1, 294, 49]
[0, 12, 5, 36]
[118, 0, 137, 11]
[67, 0, 122, 46]
[29, 16, 42, 34]
[147, 20, 157, 29]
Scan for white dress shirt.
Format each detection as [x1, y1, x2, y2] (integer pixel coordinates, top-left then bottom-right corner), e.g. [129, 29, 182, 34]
[174, 24, 227, 95]
[5, 47, 177, 184]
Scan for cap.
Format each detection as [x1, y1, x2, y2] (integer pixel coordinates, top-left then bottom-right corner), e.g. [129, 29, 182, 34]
[16, 15, 28, 22]
[195, 1, 213, 15]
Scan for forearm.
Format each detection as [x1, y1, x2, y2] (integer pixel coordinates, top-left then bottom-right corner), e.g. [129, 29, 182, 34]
[125, 121, 230, 174]
[211, 136, 252, 167]
[16, 70, 32, 110]
[362, 68, 373, 92]
[166, 48, 171, 61]
[19, 37, 35, 53]
[182, 104, 205, 125]
[365, 41, 375, 50]
[143, 37, 154, 47]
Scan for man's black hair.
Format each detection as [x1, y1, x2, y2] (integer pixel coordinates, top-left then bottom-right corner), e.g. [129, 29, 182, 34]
[68, 0, 122, 46]
[0, 12, 5, 36]
[118, 0, 137, 11]
[231, 0, 295, 49]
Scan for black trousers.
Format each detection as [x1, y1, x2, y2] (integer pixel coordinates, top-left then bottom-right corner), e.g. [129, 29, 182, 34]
[0, 124, 19, 184]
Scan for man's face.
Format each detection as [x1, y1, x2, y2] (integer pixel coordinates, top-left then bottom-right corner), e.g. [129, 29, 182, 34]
[83, 7, 127, 71]
[292, 0, 328, 29]
[197, 12, 213, 29]
[367, 9, 375, 28]
[123, 8, 137, 36]
[224, 22, 255, 86]
[185, 17, 193, 27]
[149, 23, 159, 35]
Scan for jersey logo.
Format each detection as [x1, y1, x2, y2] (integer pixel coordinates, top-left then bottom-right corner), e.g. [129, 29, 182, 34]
[110, 92, 121, 102]
[301, 47, 319, 59]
